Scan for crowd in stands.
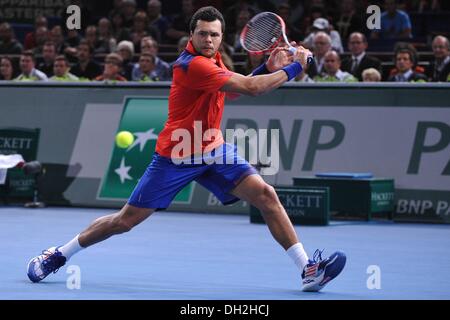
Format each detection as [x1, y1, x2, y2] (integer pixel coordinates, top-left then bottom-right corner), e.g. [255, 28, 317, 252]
[1, 0, 450, 83]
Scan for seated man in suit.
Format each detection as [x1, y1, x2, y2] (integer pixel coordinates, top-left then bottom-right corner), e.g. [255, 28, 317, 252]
[341, 32, 381, 81]
[427, 35, 450, 82]
[388, 47, 427, 82]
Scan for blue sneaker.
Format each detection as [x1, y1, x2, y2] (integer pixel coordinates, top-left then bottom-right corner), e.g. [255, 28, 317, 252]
[301, 249, 346, 292]
[27, 246, 66, 283]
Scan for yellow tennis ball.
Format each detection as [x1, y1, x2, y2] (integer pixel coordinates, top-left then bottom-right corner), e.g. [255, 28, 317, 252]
[116, 131, 134, 148]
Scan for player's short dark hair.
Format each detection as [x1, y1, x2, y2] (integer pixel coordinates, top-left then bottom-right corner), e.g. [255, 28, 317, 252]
[189, 6, 225, 34]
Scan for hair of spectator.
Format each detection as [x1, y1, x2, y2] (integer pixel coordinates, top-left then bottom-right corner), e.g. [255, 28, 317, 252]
[43, 41, 57, 50]
[54, 55, 68, 65]
[117, 40, 135, 57]
[314, 32, 332, 45]
[140, 52, 155, 63]
[189, 6, 225, 34]
[348, 32, 367, 44]
[433, 35, 450, 50]
[362, 68, 381, 81]
[21, 50, 35, 63]
[105, 52, 123, 66]
[394, 42, 417, 65]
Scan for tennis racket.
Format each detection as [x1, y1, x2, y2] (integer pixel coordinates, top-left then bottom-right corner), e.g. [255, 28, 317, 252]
[240, 12, 314, 65]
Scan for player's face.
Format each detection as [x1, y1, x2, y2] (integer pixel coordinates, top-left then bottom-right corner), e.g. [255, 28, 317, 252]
[191, 19, 223, 58]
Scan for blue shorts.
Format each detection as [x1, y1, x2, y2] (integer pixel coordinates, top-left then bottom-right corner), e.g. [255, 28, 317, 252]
[128, 143, 258, 210]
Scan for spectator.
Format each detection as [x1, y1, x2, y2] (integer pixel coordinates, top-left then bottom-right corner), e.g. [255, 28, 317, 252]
[315, 50, 357, 82]
[49, 56, 79, 81]
[165, 0, 195, 44]
[0, 56, 18, 80]
[341, 32, 381, 81]
[130, 11, 157, 53]
[15, 51, 48, 81]
[0, 22, 23, 55]
[303, 18, 343, 53]
[176, 36, 189, 54]
[146, 0, 170, 44]
[70, 40, 103, 80]
[132, 53, 159, 81]
[295, 62, 315, 83]
[243, 52, 266, 75]
[121, 0, 137, 29]
[24, 16, 48, 50]
[97, 18, 116, 54]
[306, 31, 331, 79]
[116, 40, 135, 80]
[84, 26, 101, 54]
[137, 36, 171, 80]
[66, 29, 82, 48]
[50, 26, 68, 55]
[277, 2, 302, 43]
[362, 68, 382, 82]
[219, 43, 234, 71]
[110, 10, 131, 43]
[95, 53, 127, 82]
[31, 26, 49, 54]
[37, 41, 57, 77]
[334, 0, 363, 43]
[388, 47, 427, 82]
[225, 7, 255, 53]
[427, 35, 450, 82]
[371, 0, 412, 39]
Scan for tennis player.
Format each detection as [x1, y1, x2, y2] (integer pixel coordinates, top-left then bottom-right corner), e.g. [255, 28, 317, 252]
[27, 6, 345, 292]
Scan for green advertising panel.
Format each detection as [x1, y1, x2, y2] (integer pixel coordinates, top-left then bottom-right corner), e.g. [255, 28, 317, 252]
[250, 186, 330, 225]
[0, 128, 40, 198]
[98, 97, 193, 203]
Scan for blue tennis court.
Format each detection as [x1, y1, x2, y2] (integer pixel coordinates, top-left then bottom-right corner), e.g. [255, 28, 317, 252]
[1, 206, 449, 300]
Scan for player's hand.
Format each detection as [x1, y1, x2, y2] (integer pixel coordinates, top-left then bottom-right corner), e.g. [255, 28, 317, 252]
[293, 45, 312, 69]
[266, 46, 293, 72]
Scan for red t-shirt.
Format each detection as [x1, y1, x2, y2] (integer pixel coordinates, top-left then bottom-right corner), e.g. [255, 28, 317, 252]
[156, 41, 233, 158]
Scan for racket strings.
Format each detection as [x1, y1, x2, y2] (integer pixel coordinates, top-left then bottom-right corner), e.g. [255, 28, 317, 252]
[242, 14, 283, 52]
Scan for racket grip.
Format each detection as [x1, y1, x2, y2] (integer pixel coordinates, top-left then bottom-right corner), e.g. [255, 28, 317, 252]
[288, 47, 314, 65]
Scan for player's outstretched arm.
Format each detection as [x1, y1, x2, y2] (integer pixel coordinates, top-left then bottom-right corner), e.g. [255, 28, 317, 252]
[222, 46, 311, 96]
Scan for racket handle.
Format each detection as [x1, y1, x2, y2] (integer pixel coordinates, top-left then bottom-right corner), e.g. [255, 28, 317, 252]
[288, 46, 314, 65]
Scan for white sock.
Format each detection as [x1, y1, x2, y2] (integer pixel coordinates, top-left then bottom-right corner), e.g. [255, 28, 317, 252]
[58, 234, 84, 260]
[287, 242, 309, 271]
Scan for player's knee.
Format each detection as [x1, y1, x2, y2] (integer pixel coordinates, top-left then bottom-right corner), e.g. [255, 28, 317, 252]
[257, 184, 278, 210]
[112, 215, 133, 233]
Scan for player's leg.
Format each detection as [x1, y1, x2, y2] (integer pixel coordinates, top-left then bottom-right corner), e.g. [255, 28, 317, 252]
[231, 174, 346, 291]
[78, 204, 154, 247]
[230, 174, 298, 250]
[27, 152, 204, 283]
[26, 204, 155, 283]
